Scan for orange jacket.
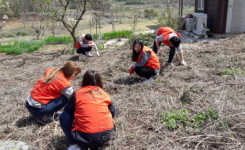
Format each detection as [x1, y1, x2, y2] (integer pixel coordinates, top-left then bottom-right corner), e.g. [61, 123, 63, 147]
[157, 27, 181, 46]
[72, 86, 114, 134]
[31, 69, 72, 104]
[137, 46, 160, 70]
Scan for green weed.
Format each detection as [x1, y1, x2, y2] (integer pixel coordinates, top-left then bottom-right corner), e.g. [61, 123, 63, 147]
[161, 109, 219, 130]
[43, 36, 73, 44]
[180, 91, 192, 104]
[102, 30, 133, 40]
[161, 109, 190, 130]
[219, 68, 245, 75]
[0, 40, 45, 54]
[191, 109, 219, 128]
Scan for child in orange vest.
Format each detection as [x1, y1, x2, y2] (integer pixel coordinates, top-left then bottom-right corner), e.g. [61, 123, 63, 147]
[153, 27, 187, 67]
[129, 39, 160, 83]
[59, 70, 115, 150]
[75, 34, 100, 58]
[25, 61, 81, 125]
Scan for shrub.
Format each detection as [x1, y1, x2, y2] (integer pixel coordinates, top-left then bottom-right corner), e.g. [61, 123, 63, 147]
[158, 5, 180, 31]
[16, 32, 28, 36]
[128, 33, 155, 46]
[144, 9, 158, 20]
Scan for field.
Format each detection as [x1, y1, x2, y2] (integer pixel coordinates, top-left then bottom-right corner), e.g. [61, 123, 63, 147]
[0, 32, 244, 149]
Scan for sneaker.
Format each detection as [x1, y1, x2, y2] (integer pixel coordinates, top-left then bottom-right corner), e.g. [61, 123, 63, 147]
[85, 51, 93, 57]
[164, 62, 175, 68]
[53, 111, 62, 121]
[143, 77, 154, 83]
[67, 144, 81, 150]
[180, 60, 187, 66]
[35, 115, 53, 125]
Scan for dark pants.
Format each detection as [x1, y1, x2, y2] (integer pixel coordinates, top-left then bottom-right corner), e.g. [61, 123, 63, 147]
[59, 111, 113, 150]
[76, 47, 92, 55]
[153, 41, 176, 63]
[25, 96, 68, 117]
[135, 66, 156, 79]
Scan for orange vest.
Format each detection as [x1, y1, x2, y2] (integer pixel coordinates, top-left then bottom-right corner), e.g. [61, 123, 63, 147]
[73, 86, 114, 134]
[75, 38, 92, 48]
[157, 27, 181, 46]
[137, 46, 160, 70]
[31, 69, 72, 104]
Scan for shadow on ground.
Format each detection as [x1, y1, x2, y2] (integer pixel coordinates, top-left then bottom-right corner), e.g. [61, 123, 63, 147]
[15, 116, 37, 127]
[114, 76, 143, 85]
[47, 136, 67, 150]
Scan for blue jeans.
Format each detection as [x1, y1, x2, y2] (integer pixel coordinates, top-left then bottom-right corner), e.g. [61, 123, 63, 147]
[26, 96, 68, 117]
[59, 111, 75, 145]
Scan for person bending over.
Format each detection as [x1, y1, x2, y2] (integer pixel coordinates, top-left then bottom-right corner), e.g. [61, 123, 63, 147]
[153, 27, 187, 67]
[59, 70, 116, 150]
[26, 61, 81, 125]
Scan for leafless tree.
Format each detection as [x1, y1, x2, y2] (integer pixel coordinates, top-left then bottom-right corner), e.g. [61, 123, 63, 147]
[46, 0, 88, 47]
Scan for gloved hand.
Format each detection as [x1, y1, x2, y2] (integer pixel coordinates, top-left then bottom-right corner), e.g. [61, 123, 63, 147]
[128, 66, 135, 75]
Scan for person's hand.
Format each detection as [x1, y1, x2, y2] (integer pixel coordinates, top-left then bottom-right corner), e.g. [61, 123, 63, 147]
[128, 64, 135, 75]
[128, 67, 135, 75]
[96, 52, 100, 57]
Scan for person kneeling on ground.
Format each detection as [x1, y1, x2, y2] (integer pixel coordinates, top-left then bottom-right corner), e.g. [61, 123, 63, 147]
[153, 27, 187, 67]
[129, 39, 161, 83]
[75, 34, 100, 58]
[59, 70, 116, 150]
[25, 61, 81, 125]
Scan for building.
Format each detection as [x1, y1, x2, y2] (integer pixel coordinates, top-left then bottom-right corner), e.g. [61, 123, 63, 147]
[195, 0, 245, 34]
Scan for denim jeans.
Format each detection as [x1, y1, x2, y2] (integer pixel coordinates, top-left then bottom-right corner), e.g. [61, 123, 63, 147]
[59, 111, 75, 145]
[26, 96, 68, 117]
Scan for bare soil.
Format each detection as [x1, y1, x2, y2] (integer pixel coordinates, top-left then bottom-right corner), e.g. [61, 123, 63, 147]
[0, 35, 244, 150]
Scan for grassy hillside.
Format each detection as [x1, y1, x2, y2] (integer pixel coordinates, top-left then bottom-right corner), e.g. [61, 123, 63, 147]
[0, 33, 244, 149]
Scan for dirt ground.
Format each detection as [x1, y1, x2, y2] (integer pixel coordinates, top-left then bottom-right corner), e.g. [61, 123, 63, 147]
[0, 34, 244, 150]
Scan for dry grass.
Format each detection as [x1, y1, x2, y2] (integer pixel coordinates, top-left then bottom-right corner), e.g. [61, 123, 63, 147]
[0, 34, 244, 150]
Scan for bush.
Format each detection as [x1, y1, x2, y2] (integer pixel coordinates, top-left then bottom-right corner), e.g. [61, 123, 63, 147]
[16, 32, 28, 36]
[128, 33, 155, 46]
[158, 5, 180, 31]
[43, 36, 73, 44]
[102, 30, 133, 40]
[144, 9, 158, 20]
[0, 40, 45, 54]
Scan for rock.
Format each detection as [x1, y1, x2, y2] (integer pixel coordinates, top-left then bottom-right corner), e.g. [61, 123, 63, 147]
[0, 140, 31, 150]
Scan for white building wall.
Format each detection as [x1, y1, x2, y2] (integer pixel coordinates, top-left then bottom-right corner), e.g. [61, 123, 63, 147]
[230, 0, 245, 33]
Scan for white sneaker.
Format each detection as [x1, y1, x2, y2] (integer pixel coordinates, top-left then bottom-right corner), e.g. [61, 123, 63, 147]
[143, 77, 154, 83]
[85, 52, 93, 57]
[180, 60, 187, 66]
[67, 144, 81, 150]
[164, 62, 175, 68]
